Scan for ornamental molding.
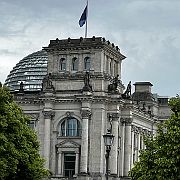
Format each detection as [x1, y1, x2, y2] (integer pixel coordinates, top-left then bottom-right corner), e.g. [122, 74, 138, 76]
[56, 140, 80, 149]
[25, 113, 39, 120]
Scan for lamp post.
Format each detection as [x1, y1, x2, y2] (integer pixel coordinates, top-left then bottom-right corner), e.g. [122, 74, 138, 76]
[103, 130, 114, 180]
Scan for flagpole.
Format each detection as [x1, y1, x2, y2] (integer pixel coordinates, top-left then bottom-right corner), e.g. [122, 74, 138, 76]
[85, 0, 88, 38]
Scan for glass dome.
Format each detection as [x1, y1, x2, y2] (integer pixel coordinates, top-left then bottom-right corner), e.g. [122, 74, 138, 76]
[5, 50, 48, 91]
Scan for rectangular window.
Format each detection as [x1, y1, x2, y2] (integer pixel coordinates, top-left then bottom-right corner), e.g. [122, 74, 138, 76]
[28, 120, 36, 129]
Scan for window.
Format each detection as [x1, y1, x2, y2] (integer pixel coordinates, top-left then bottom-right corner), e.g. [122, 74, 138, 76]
[28, 120, 36, 129]
[72, 57, 78, 71]
[64, 153, 76, 178]
[84, 57, 91, 70]
[59, 58, 66, 71]
[61, 117, 81, 137]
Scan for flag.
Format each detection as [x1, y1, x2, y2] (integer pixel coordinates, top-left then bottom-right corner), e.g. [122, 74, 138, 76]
[79, 5, 87, 27]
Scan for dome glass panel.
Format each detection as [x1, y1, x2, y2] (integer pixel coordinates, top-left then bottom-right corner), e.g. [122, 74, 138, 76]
[5, 50, 48, 91]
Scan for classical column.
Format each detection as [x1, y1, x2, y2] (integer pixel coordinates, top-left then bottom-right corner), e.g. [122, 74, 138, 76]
[131, 126, 135, 167]
[80, 110, 91, 174]
[43, 111, 54, 169]
[134, 131, 138, 162]
[57, 150, 62, 175]
[120, 121, 125, 177]
[109, 113, 120, 176]
[122, 118, 133, 177]
[75, 152, 79, 175]
[137, 128, 141, 161]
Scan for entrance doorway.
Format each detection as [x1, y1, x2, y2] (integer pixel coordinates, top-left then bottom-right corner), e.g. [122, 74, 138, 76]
[64, 153, 76, 178]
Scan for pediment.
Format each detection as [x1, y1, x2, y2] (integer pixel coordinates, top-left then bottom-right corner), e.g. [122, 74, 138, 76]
[56, 140, 80, 148]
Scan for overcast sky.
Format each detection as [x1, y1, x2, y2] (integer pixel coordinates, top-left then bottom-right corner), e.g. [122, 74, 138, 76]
[0, 0, 179, 96]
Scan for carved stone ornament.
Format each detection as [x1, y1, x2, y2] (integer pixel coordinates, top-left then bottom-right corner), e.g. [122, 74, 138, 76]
[66, 111, 74, 117]
[120, 117, 133, 125]
[82, 72, 93, 92]
[108, 74, 120, 94]
[81, 110, 91, 119]
[43, 111, 55, 119]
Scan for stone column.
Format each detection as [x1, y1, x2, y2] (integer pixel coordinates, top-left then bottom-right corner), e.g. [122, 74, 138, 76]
[137, 128, 141, 161]
[75, 152, 79, 175]
[107, 58, 110, 75]
[123, 118, 133, 177]
[120, 121, 125, 177]
[80, 110, 91, 174]
[57, 150, 62, 175]
[134, 131, 138, 162]
[109, 113, 120, 176]
[131, 126, 135, 167]
[43, 111, 54, 169]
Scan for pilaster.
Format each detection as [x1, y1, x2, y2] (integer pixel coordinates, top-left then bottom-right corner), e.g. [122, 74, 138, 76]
[108, 113, 120, 176]
[80, 109, 91, 174]
[43, 110, 55, 169]
[121, 118, 133, 177]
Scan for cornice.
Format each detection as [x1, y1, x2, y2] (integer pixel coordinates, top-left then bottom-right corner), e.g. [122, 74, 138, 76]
[44, 37, 126, 61]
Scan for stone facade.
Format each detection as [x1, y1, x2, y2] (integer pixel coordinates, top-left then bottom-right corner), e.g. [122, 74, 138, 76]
[11, 37, 170, 180]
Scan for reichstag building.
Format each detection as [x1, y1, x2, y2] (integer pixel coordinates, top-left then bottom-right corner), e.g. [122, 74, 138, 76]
[5, 37, 170, 180]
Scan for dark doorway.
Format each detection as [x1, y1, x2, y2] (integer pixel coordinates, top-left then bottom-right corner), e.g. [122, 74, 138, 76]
[64, 153, 76, 178]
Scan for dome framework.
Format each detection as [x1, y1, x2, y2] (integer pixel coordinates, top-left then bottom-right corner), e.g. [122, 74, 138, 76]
[5, 50, 48, 91]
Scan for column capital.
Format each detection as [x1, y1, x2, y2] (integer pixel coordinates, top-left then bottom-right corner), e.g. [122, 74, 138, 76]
[57, 149, 63, 154]
[81, 110, 91, 119]
[43, 110, 55, 119]
[120, 117, 133, 125]
[108, 113, 120, 121]
[137, 127, 142, 134]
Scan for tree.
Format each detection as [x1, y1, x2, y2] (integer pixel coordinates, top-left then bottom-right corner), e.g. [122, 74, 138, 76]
[129, 95, 180, 180]
[0, 85, 50, 180]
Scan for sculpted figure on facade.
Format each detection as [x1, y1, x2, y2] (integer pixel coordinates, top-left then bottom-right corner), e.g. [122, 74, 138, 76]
[42, 73, 54, 91]
[108, 74, 120, 93]
[19, 81, 24, 93]
[82, 72, 92, 92]
[122, 81, 131, 99]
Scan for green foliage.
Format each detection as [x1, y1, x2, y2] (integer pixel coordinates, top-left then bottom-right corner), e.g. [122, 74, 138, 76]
[0, 85, 50, 180]
[129, 95, 180, 180]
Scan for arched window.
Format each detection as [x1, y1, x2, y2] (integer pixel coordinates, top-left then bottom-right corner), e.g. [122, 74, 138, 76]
[84, 57, 91, 71]
[61, 117, 81, 137]
[59, 58, 66, 71]
[72, 57, 78, 71]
